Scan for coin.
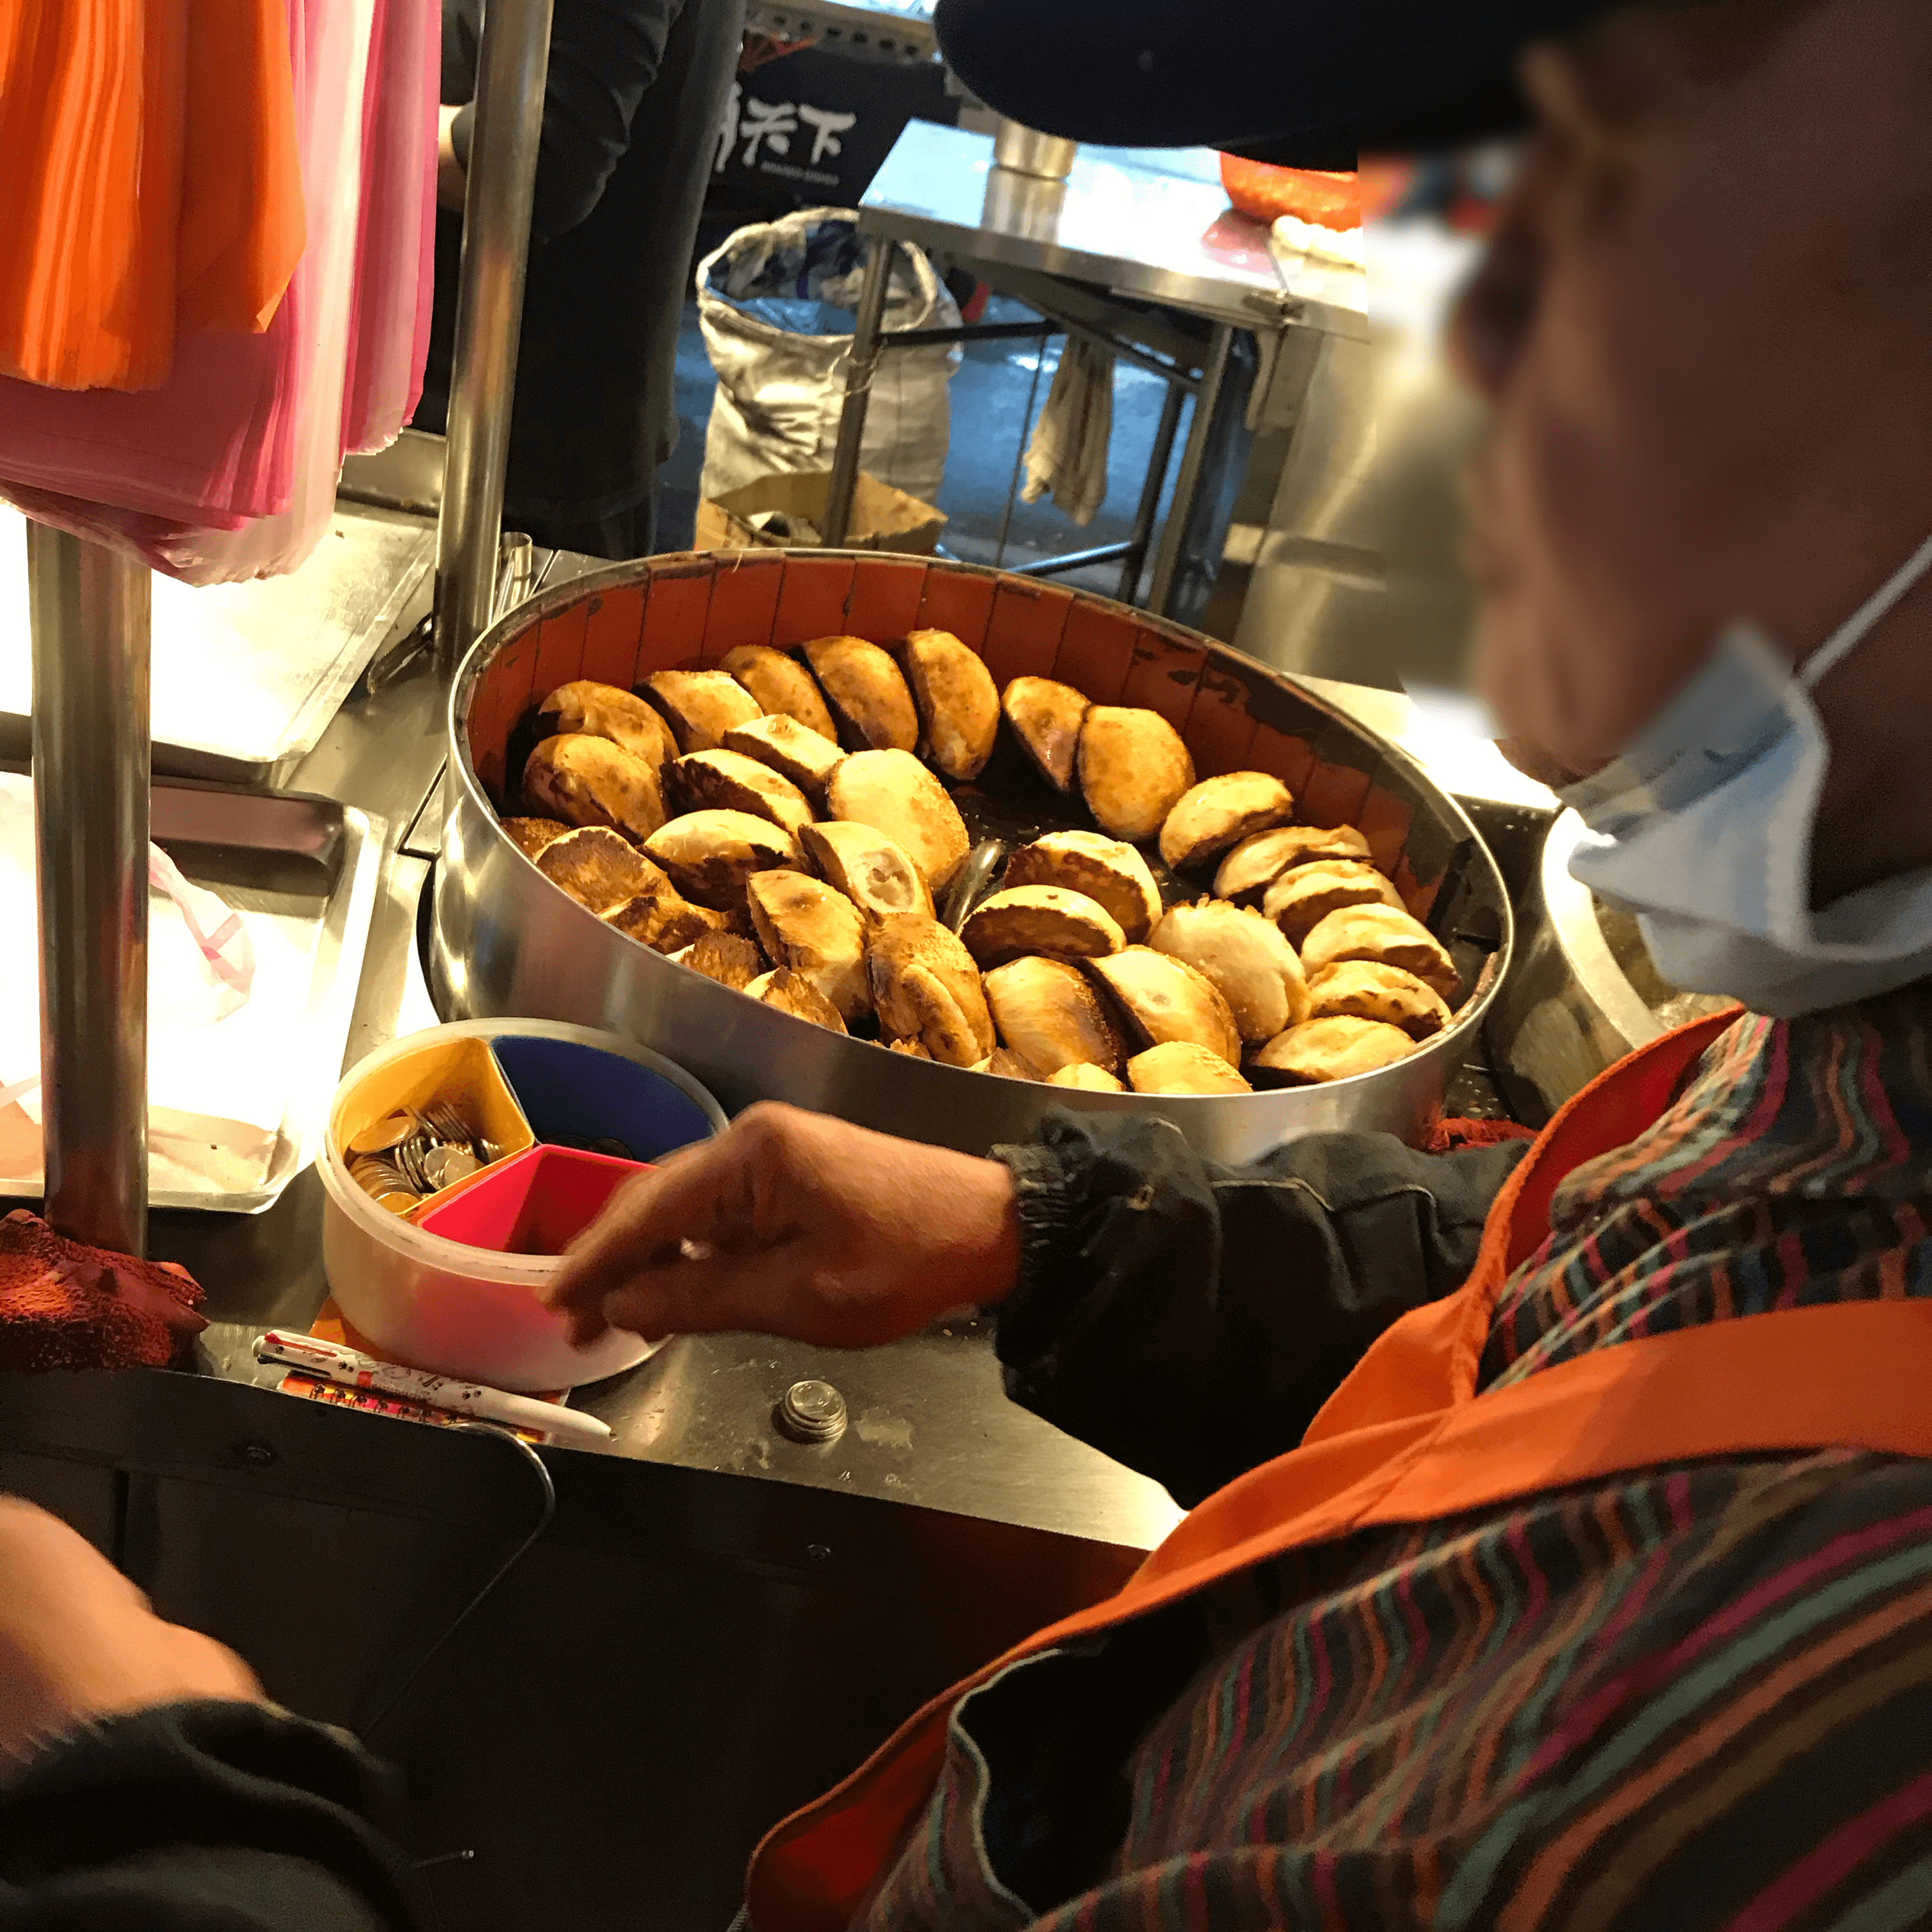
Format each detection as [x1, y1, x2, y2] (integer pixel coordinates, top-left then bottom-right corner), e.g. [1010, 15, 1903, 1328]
[372, 1189, 417, 1215]
[422, 1144, 481, 1193]
[348, 1112, 416, 1157]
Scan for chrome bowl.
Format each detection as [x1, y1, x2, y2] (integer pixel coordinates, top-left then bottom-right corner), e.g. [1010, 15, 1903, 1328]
[432, 551, 1513, 1163]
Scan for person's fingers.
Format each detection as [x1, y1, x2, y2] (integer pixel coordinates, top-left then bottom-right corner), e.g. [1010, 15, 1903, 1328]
[544, 1130, 765, 1322]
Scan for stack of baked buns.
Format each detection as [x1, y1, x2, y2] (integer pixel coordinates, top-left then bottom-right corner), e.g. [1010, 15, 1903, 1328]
[502, 634, 1464, 1096]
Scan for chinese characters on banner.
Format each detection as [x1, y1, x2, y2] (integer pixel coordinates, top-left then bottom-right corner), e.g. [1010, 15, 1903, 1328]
[718, 88, 860, 176]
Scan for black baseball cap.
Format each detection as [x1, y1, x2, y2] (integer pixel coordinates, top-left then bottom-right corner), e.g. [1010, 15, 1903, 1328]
[931, 0, 1623, 167]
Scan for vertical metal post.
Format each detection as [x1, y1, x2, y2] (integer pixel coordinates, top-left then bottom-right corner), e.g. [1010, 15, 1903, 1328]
[432, 0, 556, 675]
[26, 525, 150, 1255]
[1117, 379, 1186, 606]
[1147, 323, 1234, 617]
[820, 240, 896, 548]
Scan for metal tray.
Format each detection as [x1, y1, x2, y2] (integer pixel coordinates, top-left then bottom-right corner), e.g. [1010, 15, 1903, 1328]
[0, 504, 434, 788]
[0, 783, 383, 1215]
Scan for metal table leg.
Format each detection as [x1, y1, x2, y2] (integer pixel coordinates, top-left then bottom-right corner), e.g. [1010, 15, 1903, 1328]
[432, 0, 556, 676]
[1117, 381, 1187, 606]
[1146, 323, 1234, 618]
[820, 240, 896, 549]
[26, 526, 150, 1255]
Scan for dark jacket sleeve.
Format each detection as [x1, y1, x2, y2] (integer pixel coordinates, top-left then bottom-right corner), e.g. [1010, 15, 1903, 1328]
[992, 1113, 1528, 1507]
[0, 1701, 424, 1929]
[447, 0, 690, 241]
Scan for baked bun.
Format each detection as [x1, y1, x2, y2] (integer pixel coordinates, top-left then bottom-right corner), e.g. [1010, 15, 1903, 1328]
[642, 670, 763, 753]
[825, 749, 970, 891]
[1264, 860, 1404, 947]
[1252, 1015, 1416, 1085]
[1000, 830, 1162, 944]
[798, 820, 935, 923]
[1126, 1040, 1254, 1096]
[901, 628, 999, 780]
[523, 734, 666, 844]
[802, 636, 919, 753]
[1001, 677, 1089, 792]
[1046, 1061, 1126, 1092]
[1305, 960, 1452, 1040]
[644, 810, 799, 911]
[601, 889, 723, 954]
[982, 955, 1127, 1075]
[670, 748, 814, 837]
[541, 680, 676, 768]
[717, 645, 838, 742]
[533, 825, 666, 912]
[866, 916, 995, 1066]
[746, 967, 849, 1034]
[1149, 900, 1310, 1042]
[1214, 824, 1374, 905]
[746, 869, 870, 1022]
[1077, 707, 1195, 843]
[502, 816, 571, 861]
[722, 714, 846, 799]
[961, 886, 1124, 970]
[1157, 772, 1295, 873]
[676, 930, 767, 990]
[1300, 903, 1459, 1003]
[1085, 946, 1242, 1066]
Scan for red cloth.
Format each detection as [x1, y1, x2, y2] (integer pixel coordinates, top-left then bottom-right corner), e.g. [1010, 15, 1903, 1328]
[1425, 1115, 1538, 1154]
[0, 1210, 206, 1372]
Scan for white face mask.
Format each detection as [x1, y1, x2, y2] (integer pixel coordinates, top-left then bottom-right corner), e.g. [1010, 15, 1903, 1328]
[1558, 530, 1932, 1020]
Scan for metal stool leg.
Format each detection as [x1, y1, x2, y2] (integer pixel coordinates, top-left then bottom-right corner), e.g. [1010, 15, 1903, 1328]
[821, 240, 897, 548]
[1146, 323, 1235, 618]
[1117, 381, 1187, 606]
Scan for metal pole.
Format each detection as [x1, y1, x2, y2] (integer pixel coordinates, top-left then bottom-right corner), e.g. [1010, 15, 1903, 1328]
[1118, 380, 1187, 605]
[26, 525, 150, 1255]
[1147, 323, 1234, 618]
[432, 0, 556, 675]
[820, 240, 896, 548]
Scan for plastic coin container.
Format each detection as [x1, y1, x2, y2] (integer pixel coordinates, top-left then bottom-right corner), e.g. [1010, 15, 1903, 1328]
[318, 1020, 725, 1392]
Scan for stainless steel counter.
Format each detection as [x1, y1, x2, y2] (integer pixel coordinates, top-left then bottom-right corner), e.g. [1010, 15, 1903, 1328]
[861, 121, 1368, 341]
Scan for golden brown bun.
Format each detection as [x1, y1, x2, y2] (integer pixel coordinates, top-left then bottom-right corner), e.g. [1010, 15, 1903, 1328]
[501, 816, 571, 861]
[601, 889, 724, 954]
[1001, 677, 1090, 792]
[746, 967, 849, 1033]
[746, 869, 870, 1022]
[961, 886, 1124, 970]
[824, 749, 970, 891]
[1305, 960, 1453, 1040]
[541, 681, 677, 768]
[533, 826, 667, 913]
[1299, 903, 1460, 1003]
[1213, 823, 1374, 903]
[901, 629, 999, 780]
[1085, 946, 1242, 1066]
[670, 748, 814, 837]
[970, 1046, 1043, 1081]
[798, 820, 935, 924]
[1252, 1015, 1416, 1085]
[1157, 772, 1296, 873]
[641, 670, 763, 753]
[677, 931, 767, 990]
[1046, 1061, 1126, 1092]
[802, 636, 919, 753]
[643, 810, 799, 911]
[523, 735, 666, 844]
[1077, 707, 1195, 843]
[1127, 1040, 1254, 1096]
[983, 955, 1127, 1076]
[717, 645, 838, 742]
[1149, 900, 1310, 1042]
[1264, 860, 1404, 947]
[1000, 831, 1163, 944]
[721, 714, 847, 799]
[866, 916, 995, 1066]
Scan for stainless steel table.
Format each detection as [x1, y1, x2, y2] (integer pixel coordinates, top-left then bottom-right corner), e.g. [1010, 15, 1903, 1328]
[822, 121, 1368, 617]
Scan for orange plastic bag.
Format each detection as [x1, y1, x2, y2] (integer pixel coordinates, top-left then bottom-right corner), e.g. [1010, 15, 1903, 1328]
[0, 0, 303, 392]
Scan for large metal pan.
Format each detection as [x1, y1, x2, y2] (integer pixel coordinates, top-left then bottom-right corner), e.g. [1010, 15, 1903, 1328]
[432, 551, 1512, 1163]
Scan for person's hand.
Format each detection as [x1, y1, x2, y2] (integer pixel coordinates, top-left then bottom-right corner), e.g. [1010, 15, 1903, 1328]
[437, 103, 468, 210]
[0, 1499, 261, 1763]
[543, 1103, 1022, 1350]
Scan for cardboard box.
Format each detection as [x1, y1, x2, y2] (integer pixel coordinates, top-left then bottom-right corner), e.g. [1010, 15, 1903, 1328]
[695, 470, 946, 556]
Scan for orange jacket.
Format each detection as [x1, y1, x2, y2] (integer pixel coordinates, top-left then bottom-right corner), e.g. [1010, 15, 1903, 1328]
[745, 1012, 1932, 1929]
